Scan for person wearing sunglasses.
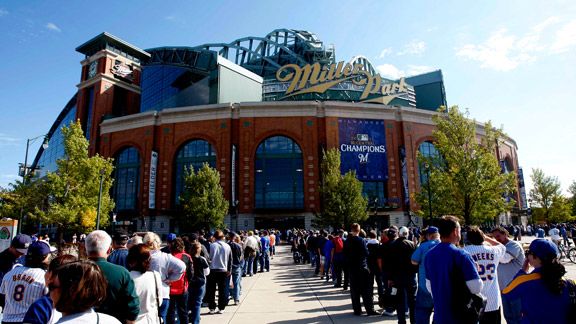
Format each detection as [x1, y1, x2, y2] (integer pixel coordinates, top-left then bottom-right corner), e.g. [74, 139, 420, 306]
[502, 238, 574, 323]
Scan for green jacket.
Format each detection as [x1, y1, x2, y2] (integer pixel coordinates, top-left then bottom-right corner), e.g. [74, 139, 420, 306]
[91, 257, 140, 322]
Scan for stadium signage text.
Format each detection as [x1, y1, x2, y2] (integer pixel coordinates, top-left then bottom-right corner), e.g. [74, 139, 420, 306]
[276, 61, 408, 103]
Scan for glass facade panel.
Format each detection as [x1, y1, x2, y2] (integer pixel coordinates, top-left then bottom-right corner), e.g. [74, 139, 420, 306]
[140, 65, 213, 112]
[418, 141, 440, 185]
[36, 105, 77, 178]
[113, 147, 140, 211]
[362, 181, 386, 207]
[174, 140, 216, 204]
[85, 87, 94, 141]
[255, 136, 304, 209]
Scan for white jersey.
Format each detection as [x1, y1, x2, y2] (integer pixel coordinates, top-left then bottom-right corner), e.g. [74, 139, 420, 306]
[549, 228, 561, 241]
[0, 265, 47, 322]
[463, 243, 506, 312]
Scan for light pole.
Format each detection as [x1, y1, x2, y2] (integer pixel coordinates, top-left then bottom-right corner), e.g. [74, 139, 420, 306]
[18, 134, 49, 234]
[424, 163, 433, 220]
[96, 169, 105, 230]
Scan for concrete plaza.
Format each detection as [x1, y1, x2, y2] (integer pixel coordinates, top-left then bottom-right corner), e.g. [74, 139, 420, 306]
[202, 239, 576, 324]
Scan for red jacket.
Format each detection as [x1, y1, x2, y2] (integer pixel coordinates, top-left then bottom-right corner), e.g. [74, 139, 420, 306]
[170, 252, 193, 295]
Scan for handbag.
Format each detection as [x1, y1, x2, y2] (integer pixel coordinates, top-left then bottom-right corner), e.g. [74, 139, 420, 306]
[154, 271, 164, 324]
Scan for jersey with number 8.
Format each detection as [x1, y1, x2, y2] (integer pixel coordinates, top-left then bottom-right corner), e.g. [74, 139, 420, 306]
[0, 265, 47, 322]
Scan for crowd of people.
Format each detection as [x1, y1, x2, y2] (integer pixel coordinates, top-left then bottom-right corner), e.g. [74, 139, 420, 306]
[289, 218, 576, 323]
[0, 228, 281, 324]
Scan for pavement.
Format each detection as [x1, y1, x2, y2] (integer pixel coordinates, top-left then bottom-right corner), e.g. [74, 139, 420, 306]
[202, 237, 576, 324]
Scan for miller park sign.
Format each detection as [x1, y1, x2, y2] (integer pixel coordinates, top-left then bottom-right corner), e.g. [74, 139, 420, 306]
[272, 60, 413, 105]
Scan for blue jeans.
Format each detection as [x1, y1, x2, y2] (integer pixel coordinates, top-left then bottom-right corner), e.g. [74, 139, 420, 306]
[168, 293, 188, 324]
[243, 256, 255, 275]
[414, 288, 433, 324]
[229, 265, 242, 301]
[159, 298, 170, 323]
[260, 250, 270, 271]
[188, 283, 206, 324]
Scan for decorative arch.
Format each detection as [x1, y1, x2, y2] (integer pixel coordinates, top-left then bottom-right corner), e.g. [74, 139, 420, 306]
[173, 139, 217, 204]
[254, 135, 304, 209]
[112, 146, 141, 211]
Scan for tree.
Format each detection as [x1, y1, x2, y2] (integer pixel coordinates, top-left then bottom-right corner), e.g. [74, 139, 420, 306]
[32, 121, 115, 237]
[0, 180, 48, 232]
[568, 180, 576, 217]
[316, 148, 368, 229]
[415, 106, 516, 225]
[529, 168, 572, 222]
[179, 163, 228, 231]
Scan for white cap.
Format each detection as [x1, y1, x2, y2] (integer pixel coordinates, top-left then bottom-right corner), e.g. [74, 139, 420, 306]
[399, 227, 409, 237]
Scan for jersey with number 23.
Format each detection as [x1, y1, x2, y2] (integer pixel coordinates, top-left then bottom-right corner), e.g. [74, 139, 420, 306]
[463, 243, 507, 312]
[0, 265, 47, 322]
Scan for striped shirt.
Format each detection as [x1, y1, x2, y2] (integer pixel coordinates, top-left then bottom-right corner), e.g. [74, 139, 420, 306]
[463, 243, 506, 312]
[0, 265, 47, 322]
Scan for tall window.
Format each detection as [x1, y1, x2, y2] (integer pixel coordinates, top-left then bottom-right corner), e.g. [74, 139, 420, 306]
[85, 87, 94, 141]
[255, 136, 304, 209]
[174, 140, 216, 204]
[113, 147, 140, 211]
[362, 181, 386, 207]
[418, 141, 440, 185]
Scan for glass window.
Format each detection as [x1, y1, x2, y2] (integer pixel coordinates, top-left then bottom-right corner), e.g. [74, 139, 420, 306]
[255, 136, 304, 209]
[362, 181, 386, 207]
[85, 87, 94, 141]
[36, 105, 77, 178]
[418, 141, 440, 185]
[174, 140, 216, 204]
[113, 147, 140, 211]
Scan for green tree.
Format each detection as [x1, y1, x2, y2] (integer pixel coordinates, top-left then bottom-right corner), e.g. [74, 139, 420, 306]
[568, 180, 576, 217]
[529, 168, 571, 222]
[0, 180, 48, 230]
[316, 148, 368, 229]
[32, 121, 115, 236]
[415, 106, 516, 225]
[179, 163, 228, 231]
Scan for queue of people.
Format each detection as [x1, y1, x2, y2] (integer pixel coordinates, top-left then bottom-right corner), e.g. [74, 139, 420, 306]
[0, 228, 280, 324]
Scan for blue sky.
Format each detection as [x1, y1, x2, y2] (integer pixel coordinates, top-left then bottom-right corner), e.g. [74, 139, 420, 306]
[1, 0, 575, 195]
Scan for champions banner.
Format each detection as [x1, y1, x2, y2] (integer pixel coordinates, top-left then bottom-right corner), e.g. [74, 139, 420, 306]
[338, 119, 388, 181]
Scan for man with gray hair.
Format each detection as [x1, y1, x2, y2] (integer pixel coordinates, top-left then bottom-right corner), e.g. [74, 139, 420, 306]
[143, 232, 186, 323]
[86, 230, 140, 324]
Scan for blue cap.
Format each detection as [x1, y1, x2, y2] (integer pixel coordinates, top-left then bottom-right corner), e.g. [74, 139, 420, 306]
[27, 240, 56, 256]
[166, 233, 177, 242]
[11, 234, 32, 254]
[528, 239, 559, 261]
[426, 226, 439, 234]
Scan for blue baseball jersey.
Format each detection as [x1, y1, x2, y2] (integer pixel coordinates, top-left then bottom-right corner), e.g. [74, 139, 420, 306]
[0, 265, 47, 322]
[424, 242, 480, 324]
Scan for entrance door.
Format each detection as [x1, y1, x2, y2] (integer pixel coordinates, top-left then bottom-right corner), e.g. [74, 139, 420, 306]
[254, 216, 305, 230]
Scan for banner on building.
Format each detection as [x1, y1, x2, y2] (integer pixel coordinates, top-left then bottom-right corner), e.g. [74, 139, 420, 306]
[149, 151, 158, 209]
[231, 145, 237, 205]
[399, 146, 410, 208]
[338, 119, 387, 180]
[518, 167, 528, 209]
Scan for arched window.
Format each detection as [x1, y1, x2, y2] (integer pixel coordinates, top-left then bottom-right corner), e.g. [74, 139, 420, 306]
[418, 141, 440, 185]
[174, 140, 216, 204]
[113, 147, 140, 211]
[255, 136, 304, 209]
[501, 157, 514, 174]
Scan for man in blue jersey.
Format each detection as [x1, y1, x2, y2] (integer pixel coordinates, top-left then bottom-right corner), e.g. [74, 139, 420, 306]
[424, 216, 483, 324]
[411, 226, 440, 324]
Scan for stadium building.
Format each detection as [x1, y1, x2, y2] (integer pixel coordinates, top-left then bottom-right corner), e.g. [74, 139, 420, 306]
[32, 29, 529, 234]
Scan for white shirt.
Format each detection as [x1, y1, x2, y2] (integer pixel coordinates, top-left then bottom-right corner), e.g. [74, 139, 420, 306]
[549, 228, 561, 241]
[130, 270, 163, 324]
[463, 243, 507, 312]
[55, 309, 121, 323]
[0, 265, 47, 322]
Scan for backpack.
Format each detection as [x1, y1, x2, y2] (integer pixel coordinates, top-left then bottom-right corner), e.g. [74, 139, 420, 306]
[333, 237, 344, 253]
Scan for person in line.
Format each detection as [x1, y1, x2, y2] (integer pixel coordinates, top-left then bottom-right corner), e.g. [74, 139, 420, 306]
[167, 238, 193, 324]
[365, 230, 381, 300]
[23, 254, 78, 324]
[161, 234, 177, 254]
[322, 234, 335, 282]
[188, 242, 210, 324]
[227, 232, 243, 305]
[86, 230, 140, 324]
[549, 225, 562, 247]
[502, 238, 574, 323]
[49, 260, 121, 323]
[343, 223, 379, 316]
[331, 230, 347, 289]
[242, 231, 258, 277]
[463, 226, 510, 324]
[411, 226, 440, 324]
[0, 234, 32, 286]
[143, 232, 186, 323]
[315, 231, 328, 278]
[206, 230, 232, 314]
[0, 240, 55, 323]
[491, 226, 525, 324]
[269, 231, 276, 259]
[380, 227, 398, 316]
[388, 226, 417, 324]
[108, 231, 130, 268]
[424, 216, 483, 324]
[127, 244, 163, 324]
[259, 230, 271, 272]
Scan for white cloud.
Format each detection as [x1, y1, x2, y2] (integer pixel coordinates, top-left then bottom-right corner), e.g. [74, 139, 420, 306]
[0, 8, 8, 16]
[46, 22, 61, 32]
[456, 17, 576, 71]
[0, 133, 19, 147]
[398, 40, 426, 56]
[378, 48, 392, 59]
[550, 20, 576, 53]
[406, 65, 435, 76]
[376, 64, 405, 79]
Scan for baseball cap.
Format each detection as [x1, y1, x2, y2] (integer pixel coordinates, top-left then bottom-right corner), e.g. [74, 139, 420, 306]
[399, 227, 409, 237]
[189, 233, 198, 242]
[166, 233, 177, 242]
[426, 226, 439, 234]
[27, 240, 56, 256]
[386, 227, 398, 236]
[528, 239, 559, 261]
[11, 234, 32, 254]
